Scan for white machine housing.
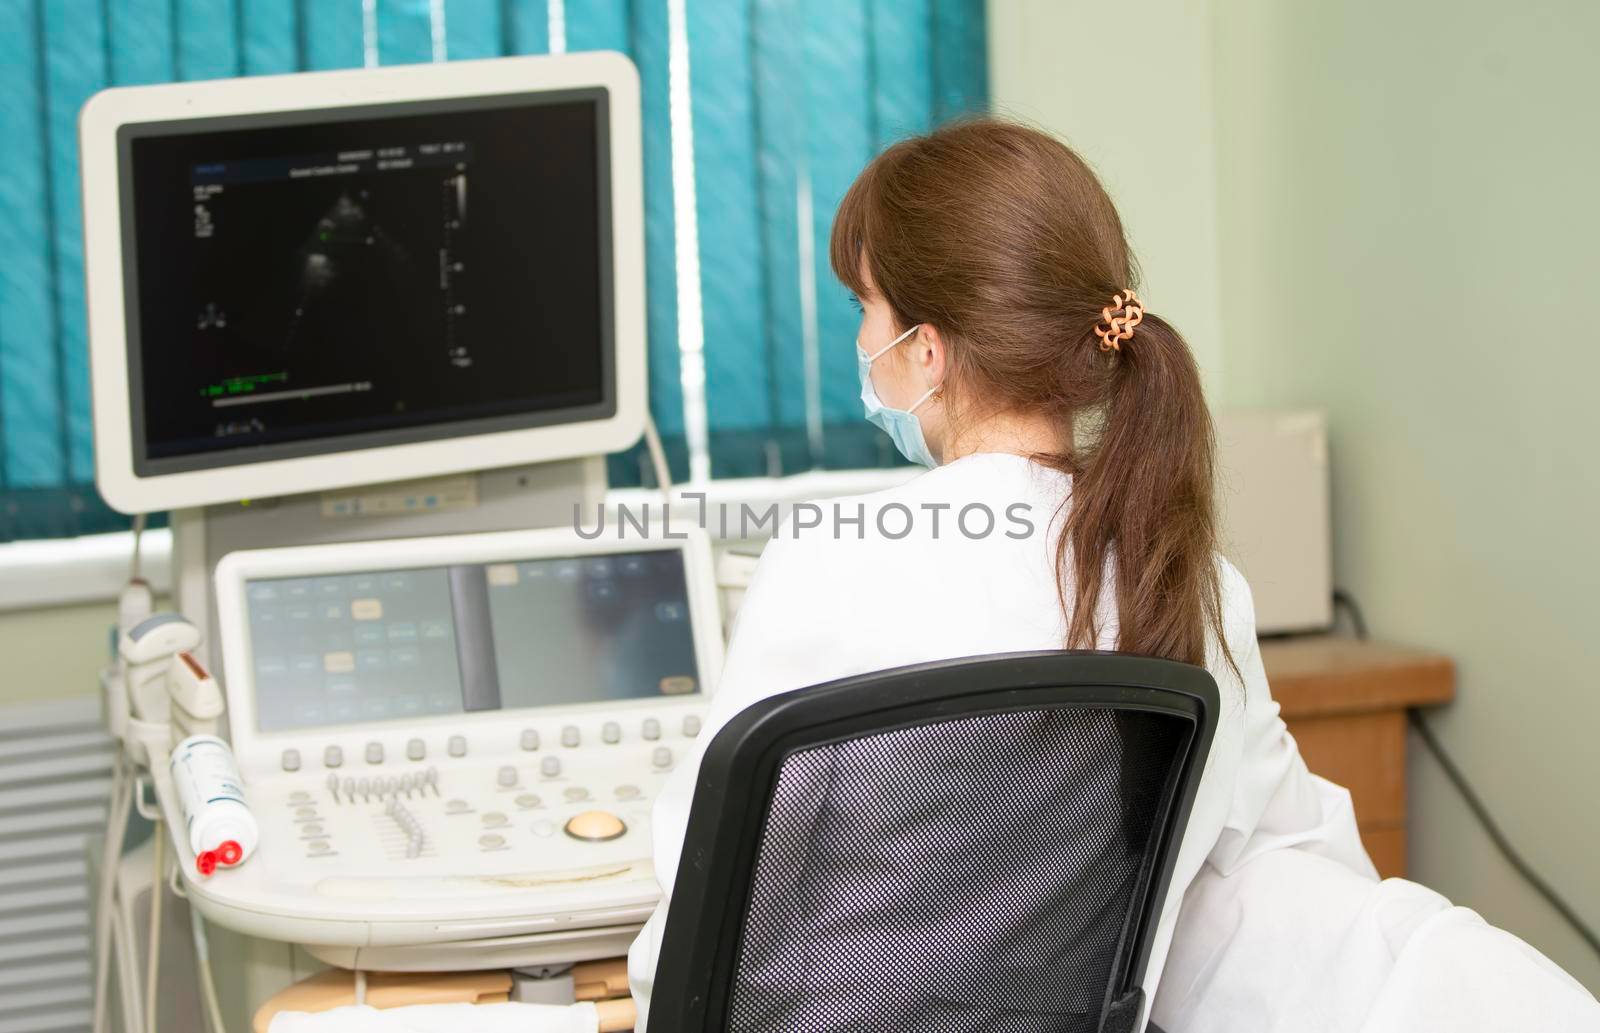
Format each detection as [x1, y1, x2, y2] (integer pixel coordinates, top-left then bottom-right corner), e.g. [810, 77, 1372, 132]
[80, 52, 647, 514]
[152, 526, 722, 970]
[1213, 409, 1333, 633]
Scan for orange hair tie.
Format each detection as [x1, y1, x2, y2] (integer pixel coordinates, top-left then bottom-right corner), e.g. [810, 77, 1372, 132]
[1094, 289, 1144, 352]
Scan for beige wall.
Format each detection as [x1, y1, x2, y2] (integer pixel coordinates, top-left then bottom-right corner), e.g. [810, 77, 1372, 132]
[1211, 0, 1600, 991]
[0, 601, 115, 708]
[987, 0, 1225, 389]
[992, 0, 1599, 994]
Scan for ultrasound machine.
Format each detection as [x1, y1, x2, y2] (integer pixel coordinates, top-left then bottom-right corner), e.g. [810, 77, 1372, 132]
[79, 52, 709, 1028]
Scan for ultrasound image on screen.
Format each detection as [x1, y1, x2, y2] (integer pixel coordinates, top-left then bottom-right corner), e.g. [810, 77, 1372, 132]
[122, 92, 612, 473]
[486, 550, 701, 708]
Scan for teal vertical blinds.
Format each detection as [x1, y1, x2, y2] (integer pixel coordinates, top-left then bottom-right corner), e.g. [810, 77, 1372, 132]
[0, 0, 985, 540]
[630, 0, 987, 486]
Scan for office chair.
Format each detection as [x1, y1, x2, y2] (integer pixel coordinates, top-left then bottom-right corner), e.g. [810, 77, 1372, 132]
[647, 651, 1219, 1033]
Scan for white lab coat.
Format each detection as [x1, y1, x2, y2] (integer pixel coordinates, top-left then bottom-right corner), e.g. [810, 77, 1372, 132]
[628, 452, 1599, 1031]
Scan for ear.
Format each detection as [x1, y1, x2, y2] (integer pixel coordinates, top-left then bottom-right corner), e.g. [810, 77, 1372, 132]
[914, 324, 948, 389]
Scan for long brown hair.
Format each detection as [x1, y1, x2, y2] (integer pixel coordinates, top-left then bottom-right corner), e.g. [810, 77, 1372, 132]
[830, 118, 1233, 674]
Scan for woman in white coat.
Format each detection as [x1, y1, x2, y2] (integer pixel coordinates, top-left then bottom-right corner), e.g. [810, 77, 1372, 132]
[627, 120, 1599, 1031]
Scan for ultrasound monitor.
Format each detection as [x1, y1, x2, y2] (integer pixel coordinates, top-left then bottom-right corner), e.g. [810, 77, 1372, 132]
[81, 54, 645, 513]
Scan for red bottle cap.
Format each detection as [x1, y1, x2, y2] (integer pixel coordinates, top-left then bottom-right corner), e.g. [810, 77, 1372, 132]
[217, 840, 243, 866]
[196, 850, 218, 876]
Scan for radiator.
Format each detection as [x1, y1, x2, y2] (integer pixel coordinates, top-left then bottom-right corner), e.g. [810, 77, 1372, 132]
[0, 695, 114, 1033]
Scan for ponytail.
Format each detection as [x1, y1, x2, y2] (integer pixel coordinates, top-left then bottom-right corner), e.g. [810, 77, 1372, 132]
[1055, 310, 1235, 677]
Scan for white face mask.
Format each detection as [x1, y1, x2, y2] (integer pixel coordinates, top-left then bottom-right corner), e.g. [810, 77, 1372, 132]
[857, 324, 939, 468]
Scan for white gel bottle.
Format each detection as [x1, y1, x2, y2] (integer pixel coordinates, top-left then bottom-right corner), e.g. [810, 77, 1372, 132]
[170, 734, 259, 876]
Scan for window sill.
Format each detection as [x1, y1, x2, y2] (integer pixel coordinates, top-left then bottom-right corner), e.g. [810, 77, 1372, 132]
[0, 528, 174, 612]
[0, 467, 917, 613]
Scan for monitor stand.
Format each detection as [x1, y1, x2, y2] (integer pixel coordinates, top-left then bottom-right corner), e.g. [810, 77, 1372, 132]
[170, 457, 604, 670]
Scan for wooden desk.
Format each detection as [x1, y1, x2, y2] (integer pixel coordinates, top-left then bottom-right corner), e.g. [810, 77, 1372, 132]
[1259, 634, 1455, 879]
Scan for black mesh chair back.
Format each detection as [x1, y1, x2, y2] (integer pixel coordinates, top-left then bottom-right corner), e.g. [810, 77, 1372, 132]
[648, 651, 1219, 1033]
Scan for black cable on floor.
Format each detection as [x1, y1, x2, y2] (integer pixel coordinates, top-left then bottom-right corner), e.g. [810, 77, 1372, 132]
[1331, 587, 1600, 962]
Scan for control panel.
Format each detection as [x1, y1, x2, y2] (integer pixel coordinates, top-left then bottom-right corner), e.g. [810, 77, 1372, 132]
[157, 527, 722, 961]
[262, 711, 702, 867]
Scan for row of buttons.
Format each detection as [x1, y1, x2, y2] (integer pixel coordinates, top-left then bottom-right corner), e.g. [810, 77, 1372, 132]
[325, 768, 439, 805]
[491, 746, 674, 786]
[309, 763, 658, 808]
[283, 715, 703, 772]
[285, 789, 337, 857]
[466, 782, 644, 812]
